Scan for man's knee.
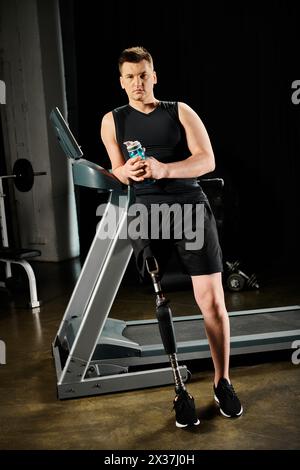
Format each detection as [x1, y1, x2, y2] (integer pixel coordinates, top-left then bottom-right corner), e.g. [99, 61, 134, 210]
[194, 288, 226, 317]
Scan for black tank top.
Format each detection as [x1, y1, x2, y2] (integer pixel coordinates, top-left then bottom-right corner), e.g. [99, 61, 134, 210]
[112, 101, 205, 198]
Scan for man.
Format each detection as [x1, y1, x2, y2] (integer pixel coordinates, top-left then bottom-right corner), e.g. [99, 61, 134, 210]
[101, 46, 243, 425]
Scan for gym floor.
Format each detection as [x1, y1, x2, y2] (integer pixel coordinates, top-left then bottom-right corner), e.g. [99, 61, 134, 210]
[0, 259, 299, 451]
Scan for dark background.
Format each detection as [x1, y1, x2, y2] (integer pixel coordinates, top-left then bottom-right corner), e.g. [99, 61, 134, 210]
[59, 1, 300, 274]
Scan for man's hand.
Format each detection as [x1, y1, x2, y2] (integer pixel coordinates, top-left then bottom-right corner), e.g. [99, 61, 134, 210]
[144, 157, 168, 180]
[120, 156, 148, 182]
[118, 156, 168, 183]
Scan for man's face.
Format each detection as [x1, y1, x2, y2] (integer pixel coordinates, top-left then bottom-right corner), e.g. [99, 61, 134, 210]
[120, 59, 157, 102]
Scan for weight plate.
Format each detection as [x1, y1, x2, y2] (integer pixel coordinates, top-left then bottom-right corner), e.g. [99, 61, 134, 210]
[226, 273, 245, 292]
[13, 159, 34, 192]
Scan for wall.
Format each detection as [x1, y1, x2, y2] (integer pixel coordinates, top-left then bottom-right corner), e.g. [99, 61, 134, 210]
[0, 0, 79, 261]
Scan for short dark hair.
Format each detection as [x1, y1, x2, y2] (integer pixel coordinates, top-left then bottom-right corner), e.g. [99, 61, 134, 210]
[118, 46, 153, 74]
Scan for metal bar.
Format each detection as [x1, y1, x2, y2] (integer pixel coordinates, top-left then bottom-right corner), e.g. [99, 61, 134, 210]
[0, 178, 12, 278]
[57, 365, 188, 399]
[58, 188, 134, 385]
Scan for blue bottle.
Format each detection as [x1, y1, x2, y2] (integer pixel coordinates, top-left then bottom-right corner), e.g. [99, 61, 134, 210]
[123, 140, 146, 159]
[124, 141, 155, 183]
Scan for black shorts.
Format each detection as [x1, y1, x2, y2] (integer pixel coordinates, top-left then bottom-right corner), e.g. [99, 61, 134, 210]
[128, 191, 223, 280]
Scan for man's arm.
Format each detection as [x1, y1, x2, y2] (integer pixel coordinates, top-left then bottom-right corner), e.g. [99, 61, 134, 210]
[147, 102, 215, 179]
[100, 112, 147, 184]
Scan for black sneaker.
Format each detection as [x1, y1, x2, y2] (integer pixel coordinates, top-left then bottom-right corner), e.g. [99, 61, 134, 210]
[173, 390, 200, 428]
[214, 378, 243, 418]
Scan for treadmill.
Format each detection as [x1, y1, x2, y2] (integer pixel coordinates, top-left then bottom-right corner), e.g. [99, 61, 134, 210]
[50, 107, 300, 399]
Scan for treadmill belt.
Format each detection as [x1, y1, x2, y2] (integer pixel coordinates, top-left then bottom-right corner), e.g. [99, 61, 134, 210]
[124, 309, 300, 346]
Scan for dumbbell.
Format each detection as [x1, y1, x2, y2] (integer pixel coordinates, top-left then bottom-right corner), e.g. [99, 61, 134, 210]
[226, 260, 259, 292]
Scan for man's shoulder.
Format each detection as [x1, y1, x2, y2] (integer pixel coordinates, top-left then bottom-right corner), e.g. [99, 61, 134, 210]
[159, 100, 177, 109]
[113, 104, 130, 114]
[159, 101, 179, 120]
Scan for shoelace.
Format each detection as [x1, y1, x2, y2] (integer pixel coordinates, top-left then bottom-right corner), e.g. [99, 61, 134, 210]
[219, 381, 237, 400]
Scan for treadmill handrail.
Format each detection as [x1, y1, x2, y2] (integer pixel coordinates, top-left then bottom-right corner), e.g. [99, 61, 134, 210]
[72, 158, 124, 192]
[50, 107, 125, 192]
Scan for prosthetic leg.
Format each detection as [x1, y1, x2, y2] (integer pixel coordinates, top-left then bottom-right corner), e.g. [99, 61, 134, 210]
[145, 256, 200, 428]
